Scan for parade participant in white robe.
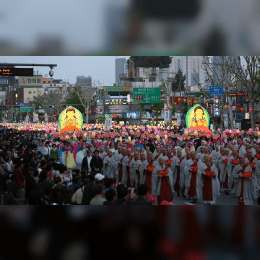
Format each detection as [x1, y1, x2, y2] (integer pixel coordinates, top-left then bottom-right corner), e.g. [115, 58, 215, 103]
[142, 152, 157, 191]
[172, 148, 177, 158]
[227, 149, 240, 195]
[129, 152, 140, 188]
[152, 157, 174, 204]
[197, 146, 206, 161]
[122, 149, 133, 187]
[220, 148, 231, 192]
[172, 149, 184, 197]
[76, 148, 86, 171]
[245, 150, 258, 165]
[197, 154, 220, 205]
[216, 147, 226, 186]
[235, 139, 244, 151]
[116, 147, 126, 183]
[153, 146, 160, 159]
[102, 150, 116, 179]
[251, 144, 257, 157]
[233, 156, 257, 205]
[184, 151, 201, 203]
[112, 147, 123, 180]
[180, 151, 191, 198]
[211, 145, 220, 158]
[134, 153, 146, 187]
[182, 147, 190, 157]
[99, 147, 106, 160]
[254, 145, 260, 161]
[158, 148, 168, 162]
[153, 147, 162, 161]
[239, 143, 249, 157]
[196, 141, 207, 154]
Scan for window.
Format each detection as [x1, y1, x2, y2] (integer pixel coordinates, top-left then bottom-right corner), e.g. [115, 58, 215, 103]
[33, 91, 36, 93]
[29, 91, 31, 94]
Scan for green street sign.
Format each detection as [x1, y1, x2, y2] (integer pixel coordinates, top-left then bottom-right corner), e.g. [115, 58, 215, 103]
[133, 88, 161, 103]
[19, 107, 32, 112]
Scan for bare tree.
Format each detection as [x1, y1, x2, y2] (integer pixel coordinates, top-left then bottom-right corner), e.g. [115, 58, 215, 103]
[228, 56, 260, 129]
[192, 56, 237, 129]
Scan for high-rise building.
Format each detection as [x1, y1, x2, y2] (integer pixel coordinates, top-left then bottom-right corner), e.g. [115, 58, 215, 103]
[76, 76, 92, 87]
[213, 56, 231, 84]
[115, 58, 126, 85]
[168, 56, 207, 89]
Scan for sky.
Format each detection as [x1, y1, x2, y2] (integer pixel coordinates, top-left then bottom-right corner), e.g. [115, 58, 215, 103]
[0, 56, 130, 85]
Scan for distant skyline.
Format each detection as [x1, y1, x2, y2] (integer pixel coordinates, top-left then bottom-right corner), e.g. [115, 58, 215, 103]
[0, 56, 130, 85]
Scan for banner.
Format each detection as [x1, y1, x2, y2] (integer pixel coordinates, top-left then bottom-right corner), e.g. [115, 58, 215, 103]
[104, 118, 112, 131]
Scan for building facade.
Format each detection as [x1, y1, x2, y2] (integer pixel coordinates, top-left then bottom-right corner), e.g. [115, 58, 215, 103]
[168, 56, 207, 89]
[115, 58, 126, 85]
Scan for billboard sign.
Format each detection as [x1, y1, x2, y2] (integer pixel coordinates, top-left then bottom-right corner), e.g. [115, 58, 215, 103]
[209, 85, 223, 97]
[20, 75, 43, 87]
[214, 96, 220, 117]
[109, 105, 129, 113]
[133, 88, 161, 103]
[104, 86, 131, 92]
[126, 111, 140, 119]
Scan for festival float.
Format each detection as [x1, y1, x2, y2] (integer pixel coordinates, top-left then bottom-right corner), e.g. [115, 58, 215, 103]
[186, 104, 211, 134]
[59, 106, 83, 133]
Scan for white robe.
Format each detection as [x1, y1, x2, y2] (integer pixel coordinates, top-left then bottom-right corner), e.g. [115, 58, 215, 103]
[121, 155, 131, 186]
[184, 158, 202, 197]
[219, 155, 229, 183]
[129, 158, 139, 188]
[233, 164, 257, 205]
[197, 162, 220, 203]
[227, 155, 240, 190]
[171, 156, 184, 190]
[151, 165, 174, 197]
[141, 160, 158, 185]
[112, 152, 123, 181]
[103, 156, 116, 178]
[180, 157, 188, 190]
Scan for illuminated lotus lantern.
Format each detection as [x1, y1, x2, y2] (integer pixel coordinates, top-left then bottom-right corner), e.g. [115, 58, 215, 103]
[59, 106, 83, 133]
[186, 104, 211, 133]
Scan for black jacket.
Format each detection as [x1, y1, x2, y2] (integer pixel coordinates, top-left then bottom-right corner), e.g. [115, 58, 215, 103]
[81, 155, 94, 172]
[81, 182, 95, 205]
[126, 197, 152, 205]
[103, 201, 115, 205]
[90, 156, 103, 173]
[146, 143, 155, 153]
[25, 174, 36, 198]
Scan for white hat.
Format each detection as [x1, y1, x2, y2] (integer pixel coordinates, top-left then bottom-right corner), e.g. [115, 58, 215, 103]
[95, 173, 104, 181]
[38, 168, 42, 174]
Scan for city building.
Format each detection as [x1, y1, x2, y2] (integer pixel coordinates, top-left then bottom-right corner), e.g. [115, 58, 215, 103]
[42, 79, 70, 100]
[76, 76, 92, 87]
[168, 56, 208, 89]
[115, 58, 126, 85]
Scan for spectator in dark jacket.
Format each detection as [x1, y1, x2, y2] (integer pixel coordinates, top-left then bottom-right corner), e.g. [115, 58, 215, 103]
[14, 161, 25, 199]
[125, 184, 152, 205]
[146, 139, 155, 153]
[103, 188, 117, 205]
[81, 173, 96, 205]
[25, 167, 37, 205]
[90, 150, 103, 174]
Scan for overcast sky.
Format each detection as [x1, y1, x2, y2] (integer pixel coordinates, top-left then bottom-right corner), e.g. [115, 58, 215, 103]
[0, 56, 130, 85]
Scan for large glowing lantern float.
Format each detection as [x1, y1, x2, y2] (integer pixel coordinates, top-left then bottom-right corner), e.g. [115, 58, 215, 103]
[186, 104, 211, 134]
[59, 106, 83, 133]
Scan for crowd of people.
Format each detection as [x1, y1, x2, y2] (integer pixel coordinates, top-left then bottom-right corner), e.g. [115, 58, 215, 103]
[0, 124, 260, 205]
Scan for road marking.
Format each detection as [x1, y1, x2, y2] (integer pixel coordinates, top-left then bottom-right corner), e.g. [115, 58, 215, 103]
[184, 202, 195, 205]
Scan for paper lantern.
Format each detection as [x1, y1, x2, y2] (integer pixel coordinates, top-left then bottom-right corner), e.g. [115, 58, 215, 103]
[189, 100, 192, 103]
[232, 106, 236, 109]
[224, 105, 228, 108]
[158, 111, 160, 113]
[240, 108, 244, 111]
[170, 106, 172, 109]
[184, 99, 186, 102]
[211, 98, 214, 100]
[194, 100, 197, 104]
[249, 108, 253, 112]
[204, 99, 207, 103]
[161, 110, 164, 112]
[213, 104, 216, 107]
[165, 109, 168, 111]
[152, 110, 154, 112]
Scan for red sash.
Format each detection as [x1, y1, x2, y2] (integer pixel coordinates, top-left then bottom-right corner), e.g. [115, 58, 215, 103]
[232, 159, 240, 166]
[255, 153, 260, 160]
[158, 169, 169, 177]
[223, 158, 228, 164]
[147, 161, 156, 173]
[204, 163, 215, 178]
[154, 153, 161, 161]
[191, 161, 198, 173]
[166, 159, 172, 166]
[244, 154, 248, 158]
[178, 159, 182, 165]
